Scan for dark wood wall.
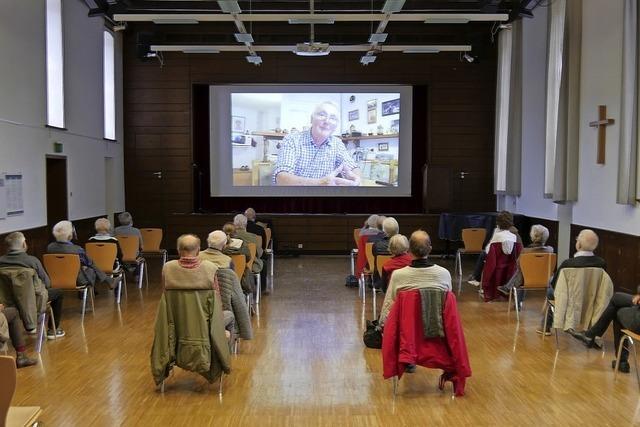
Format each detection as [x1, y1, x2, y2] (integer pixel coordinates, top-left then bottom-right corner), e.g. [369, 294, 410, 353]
[122, 41, 497, 225]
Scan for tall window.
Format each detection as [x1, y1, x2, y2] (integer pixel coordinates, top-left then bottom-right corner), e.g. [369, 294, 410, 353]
[46, 0, 65, 128]
[494, 29, 512, 192]
[103, 31, 115, 140]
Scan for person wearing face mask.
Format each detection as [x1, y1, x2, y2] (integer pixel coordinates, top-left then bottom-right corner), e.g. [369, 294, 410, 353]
[273, 101, 361, 186]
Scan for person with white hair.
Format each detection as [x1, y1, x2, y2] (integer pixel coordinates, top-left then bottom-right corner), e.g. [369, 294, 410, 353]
[46, 220, 116, 291]
[244, 208, 267, 252]
[199, 230, 233, 269]
[360, 214, 383, 237]
[380, 234, 413, 293]
[114, 211, 143, 251]
[0, 231, 66, 340]
[88, 217, 123, 271]
[373, 217, 400, 256]
[537, 229, 606, 335]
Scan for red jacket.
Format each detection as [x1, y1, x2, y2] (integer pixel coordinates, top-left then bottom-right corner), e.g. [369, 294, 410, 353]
[381, 253, 413, 290]
[481, 242, 522, 301]
[382, 290, 471, 396]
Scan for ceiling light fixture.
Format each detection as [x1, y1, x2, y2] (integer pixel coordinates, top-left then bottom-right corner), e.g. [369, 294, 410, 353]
[152, 18, 199, 24]
[381, 0, 405, 13]
[294, 42, 330, 56]
[234, 33, 254, 43]
[368, 33, 388, 43]
[360, 55, 377, 65]
[463, 52, 475, 62]
[402, 47, 441, 54]
[288, 17, 335, 24]
[113, 22, 127, 32]
[218, 1, 241, 14]
[424, 17, 470, 24]
[246, 55, 262, 65]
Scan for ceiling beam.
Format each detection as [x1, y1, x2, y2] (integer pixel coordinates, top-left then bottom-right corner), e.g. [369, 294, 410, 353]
[149, 44, 472, 52]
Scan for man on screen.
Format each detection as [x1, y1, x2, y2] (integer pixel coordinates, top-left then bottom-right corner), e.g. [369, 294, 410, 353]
[273, 101, 361, 186]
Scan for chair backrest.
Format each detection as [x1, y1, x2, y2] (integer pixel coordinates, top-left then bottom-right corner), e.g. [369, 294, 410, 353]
[247, 243, 257, 270]
[230, 254, 246, 279]
[116, 235, 139, 262]
[140, 228, 163, 252]
[85, 243, 117, 274]
[520, 253, 557, 289]
[264, 228, 272, 249]
[461, 228, 486, 252]
[255, 236, 262, 252]
[365, 242, 375, 272]
[376, 255, 393, 277]
[43, 254, 81, 290]
[353, 228, 361, 247]
[0, 355, 17, 425]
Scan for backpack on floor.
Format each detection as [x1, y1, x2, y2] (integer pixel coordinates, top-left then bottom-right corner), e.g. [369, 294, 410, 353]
[345, 274, 359, 288]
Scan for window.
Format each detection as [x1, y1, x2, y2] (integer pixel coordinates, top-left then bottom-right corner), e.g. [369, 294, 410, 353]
[46, 0, 65, 128]
[103, 31, 115, 140]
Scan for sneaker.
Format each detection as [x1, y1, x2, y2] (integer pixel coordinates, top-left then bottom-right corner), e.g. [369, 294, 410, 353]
[16, 353, 38, 369]
[536, 328, 552, 336]
[497, 285, 510, 296]
[612, 359, 631, 373]
[468, 280, 480, 287]
[47, 328, 65, 339]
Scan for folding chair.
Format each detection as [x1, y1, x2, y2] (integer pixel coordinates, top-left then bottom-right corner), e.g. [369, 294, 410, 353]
[509, 253, 556, 322]
[454, 228, 486, 295]
[85, 242, 126, 304]
[350, 228, 360, 276]
[0, 356, 42, 427]
[374, 255, 393, 319]
[247, 242, 261, 307]
[43, 254, 93, 322]
[140, 228, 168, 265]
[116, 235, 149, 289]
[230, 254, 252, 316]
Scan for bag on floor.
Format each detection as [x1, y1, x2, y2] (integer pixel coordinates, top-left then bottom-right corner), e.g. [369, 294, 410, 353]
[345, 274, 359, 288]
[363, 320, 382, 349]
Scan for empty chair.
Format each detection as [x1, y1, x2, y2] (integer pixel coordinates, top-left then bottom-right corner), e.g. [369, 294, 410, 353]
[454, 228, 487, 295]
[0, 356, 42, 427]
[85, 243, 126, 304]
[140, 228, 168, 265]
[43, 254, 93, 321]
[508, 253, 557, 321]
[116, 235, 149, 289]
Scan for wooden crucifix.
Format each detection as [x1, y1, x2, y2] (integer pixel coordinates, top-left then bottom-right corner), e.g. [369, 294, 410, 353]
[588, 105, 615, 164]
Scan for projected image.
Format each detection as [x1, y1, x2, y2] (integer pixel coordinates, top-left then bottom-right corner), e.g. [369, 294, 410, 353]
[231, 93, 400, 187]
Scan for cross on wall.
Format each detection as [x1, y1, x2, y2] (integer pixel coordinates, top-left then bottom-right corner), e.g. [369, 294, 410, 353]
[588, 105, 615, 164]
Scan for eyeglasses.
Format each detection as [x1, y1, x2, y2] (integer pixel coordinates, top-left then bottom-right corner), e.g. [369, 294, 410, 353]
[314, 111, 339, 123]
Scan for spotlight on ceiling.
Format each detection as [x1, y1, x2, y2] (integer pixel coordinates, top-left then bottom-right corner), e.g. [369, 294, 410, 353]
[368, 33, 388, 43]
[234, 33, 254, 43]
[246, 55, 262, 65]
[360, 55, 377, 65]
[463, 52, 475, 63]
[113, 22, 127, 32]
[382, 0, 406, 13]
[218, 1, 241, 14]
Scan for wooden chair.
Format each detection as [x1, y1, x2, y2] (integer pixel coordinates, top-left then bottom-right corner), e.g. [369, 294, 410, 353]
[116, 235, 149, 289]
[615, 329, 640, 390]
[264, 228, 274, 292]
[350, 228, 361, 276]
[230, 254, 252, 316]
[0, 356, 42, 427]
[140, 228, 168, 265]
[454, 228, 487, 295]
[43, 254, 94, 321]
[85, 242, 126, 304]
[373, 255, 393, 319]
[247, 242, 261, 307]
[509, 253, 556, 321]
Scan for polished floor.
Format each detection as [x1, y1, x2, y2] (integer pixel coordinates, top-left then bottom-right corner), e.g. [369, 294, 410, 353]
[11, 255, 640, 426]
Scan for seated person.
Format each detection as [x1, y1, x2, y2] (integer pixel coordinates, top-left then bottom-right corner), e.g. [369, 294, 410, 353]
[221, 223, 251, 262]
[199, 230, 233, 269]
[244, 208, 267, 252]
[537, 229, 606, 335]
[373, 217, 400, 256]
[380, 234, 413, 293]
[88, 217, 123, 271]
[114, 211, 143, 252]
[164, 234, 235, 340]
[497, 224, 554, 298]
[47, 220, 116, 290]
[360, 215, 381, 237]
[0, 304, 37, 368]
[233, 214, 264, 277]
[467, 211, 520, 287]
[572, 292, 640, 373]
[379, 230, 452, 327]
[0, 232, 65, 339]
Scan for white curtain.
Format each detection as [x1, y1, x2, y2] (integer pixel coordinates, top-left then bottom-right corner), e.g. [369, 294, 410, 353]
[494, 28, 512, 193]
[544, 0, 581, 202]
[618, 0, 639, 204]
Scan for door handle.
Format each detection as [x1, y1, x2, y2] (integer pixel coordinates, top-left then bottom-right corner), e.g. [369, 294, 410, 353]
[152, 171, 163, 179]
[459, 171, 469, 180]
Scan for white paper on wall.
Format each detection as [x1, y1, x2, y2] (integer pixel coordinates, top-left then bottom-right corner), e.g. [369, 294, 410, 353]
[5, 173, 24, 216]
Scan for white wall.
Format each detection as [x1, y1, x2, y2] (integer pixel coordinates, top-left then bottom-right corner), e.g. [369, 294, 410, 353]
[0, 0, 125, 233]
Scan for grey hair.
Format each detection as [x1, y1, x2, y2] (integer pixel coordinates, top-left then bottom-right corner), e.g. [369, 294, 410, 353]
[577, 229, 599, 252]
[376, 215, 387, 230]
[118, 211, 133, 226]
[529, 224, 549, 245]
[4, 232, 26, 251]
[207, 230, 228, 250]
[52, 220, 74, 242]
[389, 234, 409, 256]
[94, 218, 112, 234]
[366, 215, 379, 228]
[244, 208, 256, 221]
[382, 217, 399, 237]
[234, 214, 248, 229]
[177, 234, 200, 253]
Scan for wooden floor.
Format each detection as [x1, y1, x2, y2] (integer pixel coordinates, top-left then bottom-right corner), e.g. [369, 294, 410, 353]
[12, 256, 640, 426]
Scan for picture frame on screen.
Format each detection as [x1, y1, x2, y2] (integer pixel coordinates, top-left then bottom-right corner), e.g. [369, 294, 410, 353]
[382, 98, 400, 116]
[232, 116, 246, 133]
[367, 100, 377, 124]
[348, 110, 359, 121]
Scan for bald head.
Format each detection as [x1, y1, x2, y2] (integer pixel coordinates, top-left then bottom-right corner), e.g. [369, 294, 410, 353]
[177, 234, 201, 257]
[576, 229, 599, 252]
[409, 230, 432, 259]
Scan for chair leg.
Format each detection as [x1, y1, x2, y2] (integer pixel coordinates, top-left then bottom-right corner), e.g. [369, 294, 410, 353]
[160, 380, 165, 393]
[48, 305, 57, 339]
[81, 288, 88, 322]
[270, 251, 274, 292]
[350, 251, 355, 276]
[218, 372, 224, 396]
[89, 287, 96, 314]
[629, 337, 640, 390]
[392, 376, 398, 396]
[514, 288, 520, 323]
[615, 335, 631, 381]
[455, 250, 462, 295]
[145, 262, 149, 289]
[358, 273, 364, 299]
[138, 262, 145, 289]
[255, 274, 261, 305]
[372, 287, 377, 319]
[35, 312, 46, 353]
[542, 302, 549, 341]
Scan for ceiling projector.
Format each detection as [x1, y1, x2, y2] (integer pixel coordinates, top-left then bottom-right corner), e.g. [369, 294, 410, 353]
[294, 42, 330, 56]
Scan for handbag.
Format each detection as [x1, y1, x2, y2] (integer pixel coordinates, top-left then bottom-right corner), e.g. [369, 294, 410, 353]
[363, 319, 382, 349]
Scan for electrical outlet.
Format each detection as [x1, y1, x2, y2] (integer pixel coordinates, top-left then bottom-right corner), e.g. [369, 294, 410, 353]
[297, 243, 303, 249]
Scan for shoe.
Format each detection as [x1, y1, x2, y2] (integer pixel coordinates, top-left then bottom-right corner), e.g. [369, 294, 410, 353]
[612, 359, 631, 373]
[468, 280, 480, 287]
[569, 330, 602, 349]
[497, 286, 510, 296]
[16, 353, 38, 369]
[47, 328, 65, 339]
[404, 364, 416, 374]
[25, 328, 37, 336]
[536, 328, 552, 336]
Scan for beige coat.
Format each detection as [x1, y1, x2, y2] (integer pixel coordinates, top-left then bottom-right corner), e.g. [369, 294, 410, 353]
[0, 311, 8, 353]
[0, 266, 48, 331]
[553, 267, 614, 331]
